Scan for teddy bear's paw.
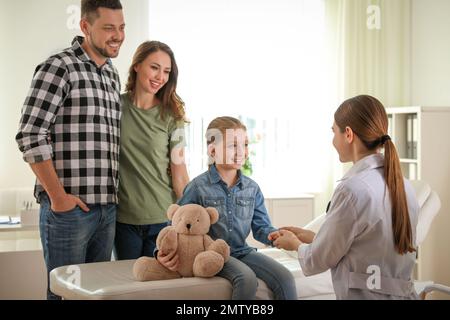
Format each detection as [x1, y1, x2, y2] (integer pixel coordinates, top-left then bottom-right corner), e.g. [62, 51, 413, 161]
[133, 256, 180, 281]
[193, 251, 225, 278]
[209, 239, 231, 262]
[133, 256, 154, 281]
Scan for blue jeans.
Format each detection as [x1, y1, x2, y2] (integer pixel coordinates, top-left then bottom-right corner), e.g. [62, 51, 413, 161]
[114, 221, 169, 260]
[39, 193, 116, 300]
[217, 250, 297, 300]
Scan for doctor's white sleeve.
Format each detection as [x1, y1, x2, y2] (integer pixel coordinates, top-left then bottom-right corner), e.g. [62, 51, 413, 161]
[297, 185, 360, 276]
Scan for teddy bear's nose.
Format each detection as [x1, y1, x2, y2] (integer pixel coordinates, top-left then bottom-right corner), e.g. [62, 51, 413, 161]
[186, 223, 192, 230]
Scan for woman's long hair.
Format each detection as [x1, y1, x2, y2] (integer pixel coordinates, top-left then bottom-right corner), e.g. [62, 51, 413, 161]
[334, 95, 415, 255]
[125, 41, 186, 121]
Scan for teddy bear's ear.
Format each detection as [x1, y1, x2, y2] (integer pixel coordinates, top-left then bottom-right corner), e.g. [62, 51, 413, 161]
[166, 204, 180, 220]
[205, 207, 219, 224]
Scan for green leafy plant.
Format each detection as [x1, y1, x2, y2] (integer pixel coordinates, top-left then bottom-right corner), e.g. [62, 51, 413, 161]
[242, 156, 253, 177]
[239, 116, 260, 177]
[241, 140, 258, 177]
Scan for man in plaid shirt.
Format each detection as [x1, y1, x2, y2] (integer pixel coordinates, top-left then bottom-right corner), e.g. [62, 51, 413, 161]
[16, 0, 125, 299]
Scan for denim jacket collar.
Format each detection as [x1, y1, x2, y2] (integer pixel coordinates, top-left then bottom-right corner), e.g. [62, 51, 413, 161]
[339, 153, 384, 182]
[208, 164, 245, 189]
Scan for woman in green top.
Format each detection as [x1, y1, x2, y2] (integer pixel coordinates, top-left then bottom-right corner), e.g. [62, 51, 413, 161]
[114, 41, 189, 260]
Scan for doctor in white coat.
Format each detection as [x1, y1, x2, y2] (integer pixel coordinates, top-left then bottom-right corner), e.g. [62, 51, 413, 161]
[269, 95, 419, 300]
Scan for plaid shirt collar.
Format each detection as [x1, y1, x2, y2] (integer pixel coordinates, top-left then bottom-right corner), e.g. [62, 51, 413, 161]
[71, 36, 113, 67]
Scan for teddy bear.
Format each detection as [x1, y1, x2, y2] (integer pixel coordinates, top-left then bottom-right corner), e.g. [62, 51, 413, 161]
[133, 203, 230, 281]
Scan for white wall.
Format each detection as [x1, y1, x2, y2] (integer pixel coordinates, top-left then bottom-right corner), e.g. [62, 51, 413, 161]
[411, 0, 450, 299]
[0, 0, 149, 192]
[0, 2, 9, 186]
[412, 0, 450, 106]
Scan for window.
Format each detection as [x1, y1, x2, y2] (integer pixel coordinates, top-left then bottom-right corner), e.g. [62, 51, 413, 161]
[149, 0, 333, 195]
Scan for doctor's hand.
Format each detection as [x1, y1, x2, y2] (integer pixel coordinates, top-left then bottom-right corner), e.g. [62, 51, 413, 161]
[273, 230, 302, 251]
[157, 249, 179, 272]
[280, 226, 315, 244]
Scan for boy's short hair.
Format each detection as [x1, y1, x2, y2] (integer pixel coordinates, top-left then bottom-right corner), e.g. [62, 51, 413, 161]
[81, 0, 123, 23]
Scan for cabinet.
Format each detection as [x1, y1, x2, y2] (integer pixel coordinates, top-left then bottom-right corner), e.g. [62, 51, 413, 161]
[0, 225, 46, 299]
[386, 106, 450, 285]
[265, 196, 315, 228]
[247, 195, 314, 249]
[387, 107, 420, 180]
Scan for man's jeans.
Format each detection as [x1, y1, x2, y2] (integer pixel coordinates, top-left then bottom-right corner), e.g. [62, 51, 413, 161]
[114, 221, 169, 260]
[39, 193, 116, 300]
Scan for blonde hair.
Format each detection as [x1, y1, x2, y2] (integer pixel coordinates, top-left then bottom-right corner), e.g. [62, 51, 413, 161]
[334, 95, 415, 255]
[206, 117, 247, 144]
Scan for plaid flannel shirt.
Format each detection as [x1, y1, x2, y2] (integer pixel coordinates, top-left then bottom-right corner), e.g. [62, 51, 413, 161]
[16, 36, 121, 204]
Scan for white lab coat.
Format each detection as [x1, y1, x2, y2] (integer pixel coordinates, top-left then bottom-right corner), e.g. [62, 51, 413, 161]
[298, 153, 419, 299]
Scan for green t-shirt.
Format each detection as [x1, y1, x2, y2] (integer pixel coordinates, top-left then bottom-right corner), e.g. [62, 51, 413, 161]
[117, 93, 185, 225]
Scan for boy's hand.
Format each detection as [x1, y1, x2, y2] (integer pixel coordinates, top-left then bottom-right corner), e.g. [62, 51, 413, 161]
[273, 230, 302, 251]
[268, 230, 281, 242]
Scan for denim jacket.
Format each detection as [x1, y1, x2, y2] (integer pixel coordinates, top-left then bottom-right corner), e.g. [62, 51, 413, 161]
[178, 165, 276, 257]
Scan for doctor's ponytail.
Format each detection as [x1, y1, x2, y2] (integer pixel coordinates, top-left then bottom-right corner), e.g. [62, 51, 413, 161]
[335, 95, 416, 255]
